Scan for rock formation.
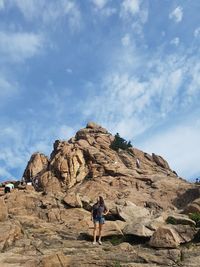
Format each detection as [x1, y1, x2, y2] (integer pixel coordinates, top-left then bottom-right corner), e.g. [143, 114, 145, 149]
[0, 122, 199, 267]
[23, 122, 192, 211]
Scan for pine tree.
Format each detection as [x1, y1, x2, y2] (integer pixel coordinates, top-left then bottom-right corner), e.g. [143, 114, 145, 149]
[110, 133, 132, 151]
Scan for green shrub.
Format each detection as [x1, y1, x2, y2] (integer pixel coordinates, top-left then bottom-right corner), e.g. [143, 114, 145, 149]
[109, 236, 125, 245]
[110, 133, 132, 151]
[189, 212, 200, 226]
[113, 261, 122, 267]
[166, 216, 177, 225]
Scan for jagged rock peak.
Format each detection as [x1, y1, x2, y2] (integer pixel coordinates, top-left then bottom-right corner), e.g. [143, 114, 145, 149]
[22, 121, 191, 212]
[23, 152, 49, 182]
[86, 121, 107, 130]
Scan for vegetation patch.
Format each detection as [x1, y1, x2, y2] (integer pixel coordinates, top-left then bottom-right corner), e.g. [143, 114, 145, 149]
[110, 133, 132, 151]
[113, 261, 122, 267]
[166, 216, 177, 225]
[189, 212, 200, 226]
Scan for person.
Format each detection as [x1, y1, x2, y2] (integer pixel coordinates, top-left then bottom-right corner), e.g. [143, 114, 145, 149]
[4, 182, 14, 193]
[136, 158, 140, 168]
[91, 196, 109, 245]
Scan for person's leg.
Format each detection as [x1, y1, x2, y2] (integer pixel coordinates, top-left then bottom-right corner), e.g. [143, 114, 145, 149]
[4, 187, 10, 194]
[93, 222, 97, 244]
[98, 223, 103, 244]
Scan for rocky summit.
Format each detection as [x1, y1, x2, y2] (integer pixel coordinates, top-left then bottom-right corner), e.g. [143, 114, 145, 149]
[0, 122, 200, 267]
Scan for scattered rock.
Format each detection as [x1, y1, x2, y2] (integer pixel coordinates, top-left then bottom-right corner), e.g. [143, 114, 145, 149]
[63, 193, 82, 208]
[152, 153, 170, 169]
[0, 198, 8, 222]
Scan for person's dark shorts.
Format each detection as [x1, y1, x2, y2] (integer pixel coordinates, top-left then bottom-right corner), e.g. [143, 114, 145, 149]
[4, 187, 10, 193]
[93, 216, 105, 224]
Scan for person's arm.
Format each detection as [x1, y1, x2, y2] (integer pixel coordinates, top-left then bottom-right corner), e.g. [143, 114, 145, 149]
[103, 206, 109, 216]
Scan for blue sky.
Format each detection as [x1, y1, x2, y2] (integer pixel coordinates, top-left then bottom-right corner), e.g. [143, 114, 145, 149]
[0, 0, 200, 182]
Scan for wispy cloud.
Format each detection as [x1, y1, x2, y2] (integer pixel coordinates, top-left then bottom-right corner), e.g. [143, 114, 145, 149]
[91, 0, 109, 9]
[6, 0, 81, 31]
[170, 37, 180, 46]
[0, 75, 18, 99]
[121, 33, 131, 47]
[82, 44, 200, 141]
[169, 6, 183, 23]
[0, 0, 4, 10]
[120, 0, 141, 17]
[194, 27, 200, 38]
[0, 31, 44, 62]
[90, 0, 116, 17]
[138, 117, 200, 179]
[0, 120, 77, 181]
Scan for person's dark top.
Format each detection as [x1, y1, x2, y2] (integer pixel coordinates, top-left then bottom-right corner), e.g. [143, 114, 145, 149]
[92, 203, 107, 219]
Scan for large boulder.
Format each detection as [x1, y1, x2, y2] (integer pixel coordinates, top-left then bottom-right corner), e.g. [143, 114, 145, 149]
[149, 225, 197, 248]
[63, 193, 82, 208]
[50, 145, 89, 189]
[116, 201, 150, 222]
[183, 198, 200, 214]
[23, 152, 49, 182]
[86, 220, 125, 238]
[123, 223, 154, 237]
[39, 171, 61, 193]
[152, 153, 170, 169]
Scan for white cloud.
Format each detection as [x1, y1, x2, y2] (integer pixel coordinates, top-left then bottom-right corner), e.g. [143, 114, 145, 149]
[0, 0, 4, 10]
[169, 6, 183, 23]
[0, 167, 12, 180]
[66, 68, 73, 74]
[82, 45, 200, 146]
[0, 75, 18, 98]
[170, 37, 180, 46]
[91, 0, 108, 9]
[0, 31, 44, 62]
[91, 0, 116, 17]
[194, 27, 200, 38]
[121, 33, 131, 46]
[138, 118, 200, 180]
[0, 119, 79, 182]
[121, 0, 140, 17]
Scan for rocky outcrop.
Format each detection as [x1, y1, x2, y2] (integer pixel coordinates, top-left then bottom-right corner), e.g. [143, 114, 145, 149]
[116, 201, 150, 222]
[183, 198, 200, 214]
[22, 122, 191, 212]
[149, 225, 197, 248]
[3, 122, 196, 266]
[63, 193, 82, 208]
[23, 152, 49, 182]
[152, 153, 170, 170]
[0, 183, 199, 266]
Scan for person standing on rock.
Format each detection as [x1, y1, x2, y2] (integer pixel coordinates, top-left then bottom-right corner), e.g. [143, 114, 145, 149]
[4, 182, 14, 193]
[91, 196, 109, 245]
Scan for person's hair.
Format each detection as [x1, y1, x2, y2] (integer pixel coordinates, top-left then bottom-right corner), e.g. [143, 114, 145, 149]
[99, 196, 105, 206]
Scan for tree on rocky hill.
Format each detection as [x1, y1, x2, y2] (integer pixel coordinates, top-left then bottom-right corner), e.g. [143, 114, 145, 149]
[110, 133, 132, 151]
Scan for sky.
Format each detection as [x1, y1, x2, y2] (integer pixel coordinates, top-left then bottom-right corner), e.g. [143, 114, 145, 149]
[0, 0, 200, 182]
